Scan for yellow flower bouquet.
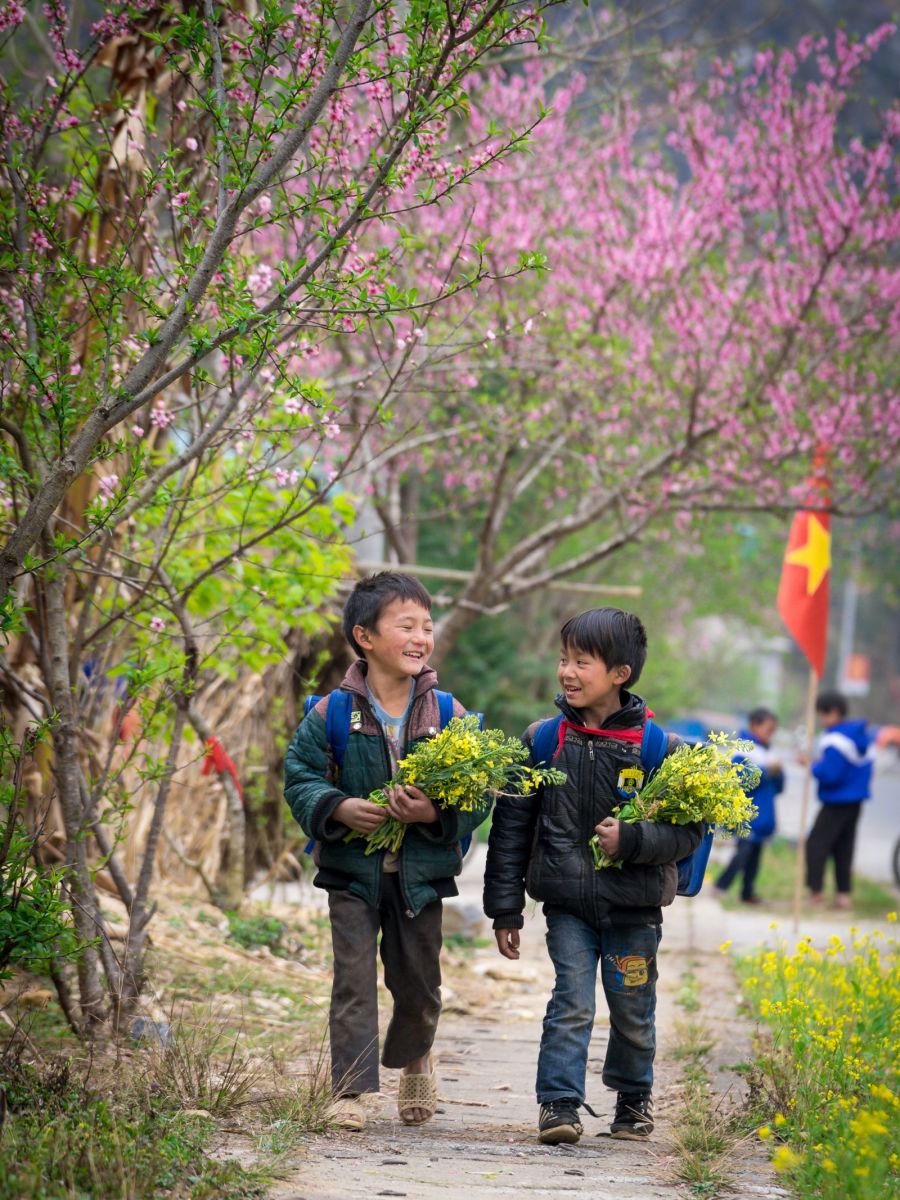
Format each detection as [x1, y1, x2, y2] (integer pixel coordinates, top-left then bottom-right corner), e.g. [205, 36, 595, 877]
[349, 714, 566, 855]
[590, 732, 760, 870]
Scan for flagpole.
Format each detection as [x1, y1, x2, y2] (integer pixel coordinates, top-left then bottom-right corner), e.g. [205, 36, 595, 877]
[792, 667, 818, 932]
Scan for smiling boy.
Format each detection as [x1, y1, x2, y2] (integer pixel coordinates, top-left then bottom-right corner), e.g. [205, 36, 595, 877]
[284, 572, 487, 1131]
[484, 607, 702, 1145]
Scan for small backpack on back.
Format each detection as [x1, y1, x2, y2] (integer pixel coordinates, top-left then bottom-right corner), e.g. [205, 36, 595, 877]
[301, 688, 479, 857]
[529, 714, 713, 897]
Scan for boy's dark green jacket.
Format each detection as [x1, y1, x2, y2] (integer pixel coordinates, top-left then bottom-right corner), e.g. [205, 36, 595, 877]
[284, 661, 489, 917]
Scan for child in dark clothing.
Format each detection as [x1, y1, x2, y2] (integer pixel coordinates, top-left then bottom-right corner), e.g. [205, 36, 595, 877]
[714, 707, 785, 905]
[805, 690, 874, 909]
[284, 572, 488, 1131]
[483, 608, 702, 1145]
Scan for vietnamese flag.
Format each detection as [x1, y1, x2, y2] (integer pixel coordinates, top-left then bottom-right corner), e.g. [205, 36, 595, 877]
[777, 509, 831, 678]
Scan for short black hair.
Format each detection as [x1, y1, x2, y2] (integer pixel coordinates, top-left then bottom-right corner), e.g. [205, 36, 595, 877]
[748, 707, 778, 726]
[559, 607, 648, 687]
[816, 690, 848, 717]
[342, 571, 432, 659]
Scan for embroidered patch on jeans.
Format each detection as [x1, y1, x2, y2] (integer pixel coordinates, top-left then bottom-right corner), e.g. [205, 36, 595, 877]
[615, 955, 649, 987]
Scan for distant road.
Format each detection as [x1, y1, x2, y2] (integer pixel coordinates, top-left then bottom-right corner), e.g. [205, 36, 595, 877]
[776, 748, 899, 885]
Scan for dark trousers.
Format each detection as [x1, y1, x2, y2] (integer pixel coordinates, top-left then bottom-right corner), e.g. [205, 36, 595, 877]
[805, 802, 862, 895]
[715, 839, 764, 901]
[327, 874, 442, 1096]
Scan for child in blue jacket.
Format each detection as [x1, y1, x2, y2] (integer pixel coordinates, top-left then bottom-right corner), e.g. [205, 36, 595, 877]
[714, 708, 784, 905]
[805, 691, 875, 909]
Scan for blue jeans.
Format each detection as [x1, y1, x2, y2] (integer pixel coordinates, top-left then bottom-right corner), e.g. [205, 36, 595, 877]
[536, 909, 661, 1104]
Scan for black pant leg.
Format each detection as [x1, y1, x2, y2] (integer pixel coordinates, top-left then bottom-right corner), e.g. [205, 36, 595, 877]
[805, 806, 839, 892]
[715, 838, 753, 892]
[740, 842, 764, 901]
[832, 804, 862, 894]
[379, 874, 443, 1069]
[328, 889, 382, 1095]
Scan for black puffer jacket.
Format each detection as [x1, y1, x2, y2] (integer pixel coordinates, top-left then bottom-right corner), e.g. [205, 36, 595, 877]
[483, 691, 702, 930]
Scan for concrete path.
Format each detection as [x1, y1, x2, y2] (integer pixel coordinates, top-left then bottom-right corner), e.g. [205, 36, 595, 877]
[268, 850, 824, 1200]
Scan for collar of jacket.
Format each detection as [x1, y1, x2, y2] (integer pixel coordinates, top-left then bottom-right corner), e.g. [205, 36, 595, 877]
[553, 688, 648, 734]
[335, 660, 442, 740]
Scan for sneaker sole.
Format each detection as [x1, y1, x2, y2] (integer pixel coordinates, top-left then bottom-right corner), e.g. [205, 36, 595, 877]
[539, 1124, 582, 1145]
[610, 1127, 652, 1140]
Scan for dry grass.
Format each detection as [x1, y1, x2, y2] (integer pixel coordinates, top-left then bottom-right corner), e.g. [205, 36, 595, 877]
[668, 969, 753, 1196]
[141, 1007, 267, 1118]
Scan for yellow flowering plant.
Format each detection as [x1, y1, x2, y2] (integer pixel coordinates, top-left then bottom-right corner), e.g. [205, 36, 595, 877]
[590, 732, 760, 870]
[348, 714, 566, 855]
[738, 927, 900, 1199]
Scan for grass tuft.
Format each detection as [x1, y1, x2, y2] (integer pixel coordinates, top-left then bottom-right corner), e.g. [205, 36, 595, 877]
[0, 1033, 266, 1200]
[141, 1007, 265, 1118]
[668, 965, 753, 1196]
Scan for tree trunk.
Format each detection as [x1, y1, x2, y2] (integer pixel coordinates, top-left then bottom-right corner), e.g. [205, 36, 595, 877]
[43, 574, 106, 1030]
[431, 596, 485, 671]
[117, 698, 189, 1019]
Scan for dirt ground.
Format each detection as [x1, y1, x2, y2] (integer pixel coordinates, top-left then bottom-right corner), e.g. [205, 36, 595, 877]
[266, 853, 788, 1200]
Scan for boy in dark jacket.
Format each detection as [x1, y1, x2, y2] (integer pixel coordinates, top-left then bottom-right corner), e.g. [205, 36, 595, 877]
[805, 690, 875, 909]
[284, 572, 487, 1131]
[483, 608, 701, 1146]
[713, 707, 785, 905]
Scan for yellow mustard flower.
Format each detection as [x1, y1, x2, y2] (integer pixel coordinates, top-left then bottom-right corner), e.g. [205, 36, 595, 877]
[771, 1146, 802, 1172]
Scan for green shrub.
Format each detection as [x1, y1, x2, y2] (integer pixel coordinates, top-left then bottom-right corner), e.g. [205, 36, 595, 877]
[0, 1053, 266, 1200]
[1, 727, 85, 983]
[226, 911, 284, 953]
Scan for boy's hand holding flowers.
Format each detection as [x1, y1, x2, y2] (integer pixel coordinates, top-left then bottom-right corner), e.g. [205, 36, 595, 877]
[594, 816, 621, 857]
[348, 715, 567, 855]
[590, 732, 760, 871]
[333, 796, 389, 834]
[386, 784, 439, 825]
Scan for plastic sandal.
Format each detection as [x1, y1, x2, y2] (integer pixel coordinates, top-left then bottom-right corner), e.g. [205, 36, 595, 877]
[328, 1096, 367, 1131]
[397, 1055, 438, 1125]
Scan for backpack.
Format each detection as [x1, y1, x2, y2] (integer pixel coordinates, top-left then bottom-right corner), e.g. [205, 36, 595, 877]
[301, 688, 479, 856]
[530, 714, 713, 897]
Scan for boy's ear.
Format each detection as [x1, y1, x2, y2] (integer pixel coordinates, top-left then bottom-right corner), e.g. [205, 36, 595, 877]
[614, 664, 632, 685]
[353, 623, 374, 651]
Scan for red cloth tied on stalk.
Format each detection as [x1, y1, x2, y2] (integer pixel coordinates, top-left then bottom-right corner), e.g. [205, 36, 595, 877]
[202, 736, 244, 803]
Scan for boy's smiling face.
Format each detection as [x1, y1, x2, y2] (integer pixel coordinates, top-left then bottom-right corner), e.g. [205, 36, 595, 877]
[558, 643, 631, 717]
[354, 597, 434, 678]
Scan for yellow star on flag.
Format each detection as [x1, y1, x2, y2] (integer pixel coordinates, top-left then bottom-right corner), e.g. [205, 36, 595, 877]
[785, 514, 831, 595]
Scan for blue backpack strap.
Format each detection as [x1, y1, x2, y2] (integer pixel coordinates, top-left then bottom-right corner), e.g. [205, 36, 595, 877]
[639, 720, 668, 775]
[325, 689, 353, 769]
[435, 689, 454, 730]
[434, 688, 484, 732]
[302, 690, 353, 855]
[531, 714, 564, 767]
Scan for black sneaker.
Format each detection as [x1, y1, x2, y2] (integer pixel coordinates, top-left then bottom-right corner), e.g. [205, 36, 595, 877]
[610, 1092, 654, 1140]
[538, 1098, 583, 1145]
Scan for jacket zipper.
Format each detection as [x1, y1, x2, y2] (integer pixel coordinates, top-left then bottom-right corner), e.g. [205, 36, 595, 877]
[358, 689, 394, 912]
[368, 685, 421, 918]
[582, 733, 595, 920]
